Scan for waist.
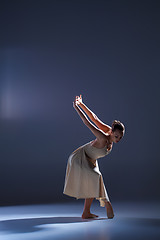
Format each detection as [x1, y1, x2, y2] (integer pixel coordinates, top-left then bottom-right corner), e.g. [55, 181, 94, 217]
[85, 152, 97, 167]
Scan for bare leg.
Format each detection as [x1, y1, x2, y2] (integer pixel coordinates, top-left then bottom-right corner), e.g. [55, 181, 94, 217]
[81, 198, 99, 219]
[105, 201, 114, 219]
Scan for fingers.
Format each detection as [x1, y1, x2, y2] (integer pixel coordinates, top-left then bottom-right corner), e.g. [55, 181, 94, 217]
[75, 94, 82, 98]
[75, 94, 82, 101]
[74, 94, 82, 105]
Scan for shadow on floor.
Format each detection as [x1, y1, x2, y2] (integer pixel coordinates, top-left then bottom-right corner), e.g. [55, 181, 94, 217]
[0, 216, 108, 234]
[0, 216, 160, 235]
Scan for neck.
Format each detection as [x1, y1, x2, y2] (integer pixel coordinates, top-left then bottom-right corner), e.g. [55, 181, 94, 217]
[107, 135, 113, 144]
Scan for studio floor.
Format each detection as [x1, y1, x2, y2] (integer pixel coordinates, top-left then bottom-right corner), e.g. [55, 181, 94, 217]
[0, 201, 159, 240]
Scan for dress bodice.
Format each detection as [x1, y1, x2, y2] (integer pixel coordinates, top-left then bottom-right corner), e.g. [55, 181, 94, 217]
[84, 141, 112, 160]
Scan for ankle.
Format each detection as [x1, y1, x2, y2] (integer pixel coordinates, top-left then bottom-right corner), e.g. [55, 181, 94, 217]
[83, 210, 91, 214]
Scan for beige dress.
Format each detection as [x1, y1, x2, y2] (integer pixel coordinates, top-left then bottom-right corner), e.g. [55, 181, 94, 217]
[63, 140, 112, 207]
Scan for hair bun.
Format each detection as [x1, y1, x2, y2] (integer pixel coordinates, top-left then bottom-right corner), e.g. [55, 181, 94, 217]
[113, 120, 118, 124]
[112, 120, 120, 127]
[111, 120, 125, 132]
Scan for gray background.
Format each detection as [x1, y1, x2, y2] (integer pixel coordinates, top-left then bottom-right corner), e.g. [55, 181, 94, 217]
[0, 0, 159, 205]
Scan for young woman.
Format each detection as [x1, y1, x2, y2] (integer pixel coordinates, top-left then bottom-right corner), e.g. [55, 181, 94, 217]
[63, 95, 125, 219]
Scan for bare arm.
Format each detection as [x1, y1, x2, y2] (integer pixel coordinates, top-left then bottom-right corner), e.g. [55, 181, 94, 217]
[73, 100, 107, 141]
[76, 95, 112, 133]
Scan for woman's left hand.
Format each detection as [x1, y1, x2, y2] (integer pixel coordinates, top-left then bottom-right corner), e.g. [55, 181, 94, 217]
[75, 95, 83, 105]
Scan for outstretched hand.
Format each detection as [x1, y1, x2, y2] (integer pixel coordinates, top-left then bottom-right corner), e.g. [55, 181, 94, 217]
[75, 94, 83, 105]
[73, 95, 83, 109]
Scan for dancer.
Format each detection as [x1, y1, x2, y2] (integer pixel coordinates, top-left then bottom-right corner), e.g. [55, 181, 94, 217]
[63, 95, 125, 219]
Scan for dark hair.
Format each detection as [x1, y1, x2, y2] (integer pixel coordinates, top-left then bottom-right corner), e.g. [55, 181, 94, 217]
[112, 120, 125, 133]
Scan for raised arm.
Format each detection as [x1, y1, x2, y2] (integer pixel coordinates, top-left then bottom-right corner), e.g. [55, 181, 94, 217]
[73, 99, 107, 141]
[76, 95, 112, 133]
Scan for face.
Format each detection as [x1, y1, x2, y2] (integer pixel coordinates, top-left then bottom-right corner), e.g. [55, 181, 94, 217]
[111, 129, 123, 143]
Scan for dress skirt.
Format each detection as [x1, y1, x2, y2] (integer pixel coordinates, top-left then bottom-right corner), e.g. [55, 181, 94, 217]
[63, 141, 111, 207]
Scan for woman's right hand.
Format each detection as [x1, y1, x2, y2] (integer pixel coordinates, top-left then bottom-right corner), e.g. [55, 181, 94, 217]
[75, 94, 83, 105]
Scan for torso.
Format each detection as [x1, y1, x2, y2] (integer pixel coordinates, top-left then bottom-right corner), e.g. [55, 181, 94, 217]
[84, 140, 112, 163]
[90, 138, 113, 151]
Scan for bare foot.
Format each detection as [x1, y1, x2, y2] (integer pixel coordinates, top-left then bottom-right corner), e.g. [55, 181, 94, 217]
[82, 212, 99, 219]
